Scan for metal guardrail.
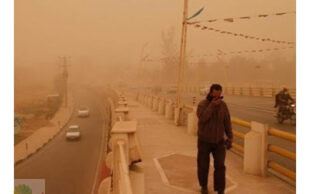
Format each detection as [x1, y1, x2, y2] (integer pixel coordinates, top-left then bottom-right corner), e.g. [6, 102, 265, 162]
[266, 128, 296, 181]
[232, 130, 245, 139]
[183, 85, 296, 99]
[231, 117, 251, 128]
[268, 144, 296, 161]
[268, 128, 296, 143]
[232, 142, 244, 153]
[183, 104, 194, 110]
[267, 161, 296, 181]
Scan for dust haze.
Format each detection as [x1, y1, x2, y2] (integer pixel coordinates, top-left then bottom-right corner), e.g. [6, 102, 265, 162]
[14, 0, 296, 93]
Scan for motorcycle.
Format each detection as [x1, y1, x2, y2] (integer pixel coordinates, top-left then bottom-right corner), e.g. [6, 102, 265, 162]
[276, 102, 296, 126]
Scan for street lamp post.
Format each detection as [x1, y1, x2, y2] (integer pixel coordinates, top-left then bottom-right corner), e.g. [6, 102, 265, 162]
[176, 0, 189, 126]
[138, 43, 148, 87]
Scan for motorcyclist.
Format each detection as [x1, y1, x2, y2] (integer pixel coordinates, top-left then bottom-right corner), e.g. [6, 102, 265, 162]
[274, 88, 294, 115]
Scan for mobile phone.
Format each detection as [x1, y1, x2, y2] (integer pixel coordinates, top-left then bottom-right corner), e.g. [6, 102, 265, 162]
[218, 96, 224, 100]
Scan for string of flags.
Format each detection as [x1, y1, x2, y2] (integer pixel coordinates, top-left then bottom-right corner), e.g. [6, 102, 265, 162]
[190, 46, 295, 57]
[187, 11, 295, 24]
[145, 45, 295, 62]
[191, 25, 295, 45]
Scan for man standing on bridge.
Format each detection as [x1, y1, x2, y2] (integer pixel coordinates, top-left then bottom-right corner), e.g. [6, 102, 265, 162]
[196, 84, 233, 194]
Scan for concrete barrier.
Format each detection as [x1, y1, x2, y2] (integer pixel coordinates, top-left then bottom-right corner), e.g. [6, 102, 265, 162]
[98, 177, 112, 194]
[174, 107, 182, 126]
[187, 106, 198, 135]
[106, 120, 143, 194]
[244, 121, 268, 176]
[158, 98, 165, 115]
[148, 96, 152, 108]
[115, 107, 130, 121]
[102, 92, 144, 194]
[152, 97, 159, 112]
[165, 100, 174, 120]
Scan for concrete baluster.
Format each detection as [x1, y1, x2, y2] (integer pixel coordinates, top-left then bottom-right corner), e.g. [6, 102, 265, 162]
[244, 121, 268, 176]
[165, 100, 174, 120]
[187, 106, 198, 135]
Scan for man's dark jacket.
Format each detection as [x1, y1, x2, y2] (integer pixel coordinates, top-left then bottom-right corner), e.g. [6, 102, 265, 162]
[196, 99, 233, 143]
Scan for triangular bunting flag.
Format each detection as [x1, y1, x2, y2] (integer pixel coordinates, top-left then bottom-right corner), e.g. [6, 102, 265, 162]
[258, 14, 268, 17]
[240, 16, 251, 19]
[224, 18, 234, 22]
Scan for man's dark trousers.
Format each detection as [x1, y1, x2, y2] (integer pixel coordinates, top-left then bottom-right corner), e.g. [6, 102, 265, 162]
[197, 139, 226, 192]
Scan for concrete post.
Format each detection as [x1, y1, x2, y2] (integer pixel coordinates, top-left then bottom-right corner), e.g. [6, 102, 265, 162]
[144, 95, 148, 106]
[244, 121, 268, 176]
[152, 97, 158, 111]
[158, 98, 165, 115]
[137, 93, 141, 102]
[135, 93, 139, 101]
[109, 134, 129, 166]
[174, 106, 183, 126]
[271, 88, 276, 97]
[98, 177, 112, 194]
[187, 106, 198, 135]
[148, 96, 153, 108]
[165, 100, 174, 120]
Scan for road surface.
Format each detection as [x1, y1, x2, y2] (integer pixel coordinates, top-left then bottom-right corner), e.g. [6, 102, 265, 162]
[15, 88, 110, 194]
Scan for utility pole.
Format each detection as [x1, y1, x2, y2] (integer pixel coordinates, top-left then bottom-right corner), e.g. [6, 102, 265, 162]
[176, 0, 189, 125]
[59, 56, 70, 107]
[138, 43, 148, 87]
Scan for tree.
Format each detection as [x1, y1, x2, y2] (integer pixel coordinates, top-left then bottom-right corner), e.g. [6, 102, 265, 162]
[160, 26, 178, 84]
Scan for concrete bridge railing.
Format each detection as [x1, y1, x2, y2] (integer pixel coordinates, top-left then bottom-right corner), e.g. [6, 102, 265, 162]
[136, 92, 296, 184]
[98, 93, 144, 194]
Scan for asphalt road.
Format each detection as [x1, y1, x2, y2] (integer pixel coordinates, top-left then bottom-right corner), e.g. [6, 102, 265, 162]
[164, 92, 296, 133]
[15, 88, 109, 194]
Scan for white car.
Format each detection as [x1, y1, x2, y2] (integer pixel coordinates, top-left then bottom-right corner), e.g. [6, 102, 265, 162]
[66, 125, 81, 140]
[78, 106, 90, 117]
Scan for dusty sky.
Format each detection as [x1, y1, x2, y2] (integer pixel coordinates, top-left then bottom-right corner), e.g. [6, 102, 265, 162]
[15, 0, 295, 70]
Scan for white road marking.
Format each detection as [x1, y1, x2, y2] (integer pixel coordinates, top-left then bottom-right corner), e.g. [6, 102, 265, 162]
[153, 153, 238, 194]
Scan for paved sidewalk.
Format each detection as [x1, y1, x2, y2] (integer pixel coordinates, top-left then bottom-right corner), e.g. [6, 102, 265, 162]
[126, 95, 295, 194]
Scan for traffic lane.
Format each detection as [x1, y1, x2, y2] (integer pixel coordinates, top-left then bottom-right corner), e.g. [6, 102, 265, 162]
[178, 94, 295, 133]
[182, 94, 275, 111]
[15, 89, 105, 194]
[228, 103, 295, 133]
[164, 93, 276, 113]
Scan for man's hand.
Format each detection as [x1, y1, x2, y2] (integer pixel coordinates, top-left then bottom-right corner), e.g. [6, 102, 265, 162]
[211, 97, 222, 106]
[225, 138, 233, 150]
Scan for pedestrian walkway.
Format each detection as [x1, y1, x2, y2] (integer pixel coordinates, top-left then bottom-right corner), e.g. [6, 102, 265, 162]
[126, 94, 295, 194]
